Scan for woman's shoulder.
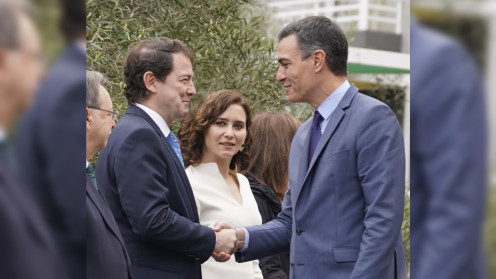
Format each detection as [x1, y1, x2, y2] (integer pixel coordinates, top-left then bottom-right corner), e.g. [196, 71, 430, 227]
[236, 172, 250, 185]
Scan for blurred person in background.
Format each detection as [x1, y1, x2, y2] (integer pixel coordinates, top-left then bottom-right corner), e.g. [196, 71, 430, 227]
[244, 111, 300, 279]
[411, 17, 487, 279]
[0, 1, 59, 278]
[15, 0, 86, 278]
[86, 70, 131, 279]
[178, 90, 263, 279]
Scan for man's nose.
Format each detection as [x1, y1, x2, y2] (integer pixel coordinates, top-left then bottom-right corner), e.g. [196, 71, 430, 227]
[187, 82, 196, 96]
[276, 67, 286, 82]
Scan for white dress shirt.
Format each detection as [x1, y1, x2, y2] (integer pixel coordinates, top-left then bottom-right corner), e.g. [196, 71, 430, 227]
[133, 103, 171, 137]
[0, 126, 6, 142]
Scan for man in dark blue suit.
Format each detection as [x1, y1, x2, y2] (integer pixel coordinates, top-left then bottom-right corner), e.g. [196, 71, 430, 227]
[96, 37, 236, 279]
[15, 0, 86, 277]
[216, 16, 407, 279]
[0, 2, 59, 278]
[86, 70, 131, 279]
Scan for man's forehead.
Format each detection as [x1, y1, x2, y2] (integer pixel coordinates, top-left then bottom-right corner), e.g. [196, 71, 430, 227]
[18, 12, 40, 50]
[171, 53, 193, 74]
[277, 35, 300, 58]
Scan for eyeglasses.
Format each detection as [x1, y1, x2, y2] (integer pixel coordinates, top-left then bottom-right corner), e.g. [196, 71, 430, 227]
[87, 107, 119, 121]
[8, 47, 47, 66]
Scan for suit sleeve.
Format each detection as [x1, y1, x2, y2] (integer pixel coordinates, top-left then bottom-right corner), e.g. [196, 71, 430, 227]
[252, 193, 289, 278]
[236, 187, 292, 262]
[114, 128, 215, 262]
[351, 105, 405, 278]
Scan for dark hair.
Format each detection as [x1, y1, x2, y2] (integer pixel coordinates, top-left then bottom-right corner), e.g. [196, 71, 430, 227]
[123, 37, 193, 105]
[278, 16, 348, 76]
[58, 0, 85, 42]
[245, 112, 300, 200]
[0, 0, 29, 49]
[178, 90, 252, 171]
[86, 70, 107, 108]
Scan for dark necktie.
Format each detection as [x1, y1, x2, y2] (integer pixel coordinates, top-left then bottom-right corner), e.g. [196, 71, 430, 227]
[309, 110, 324, 160]
[86, 164, 98, 190]
[167, 132, 184, 168]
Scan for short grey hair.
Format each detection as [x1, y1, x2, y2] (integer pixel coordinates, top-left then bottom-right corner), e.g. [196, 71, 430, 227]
[86, 70, 108, 108]
[0, 0, 30, 49]
[277, 16, 348, 76]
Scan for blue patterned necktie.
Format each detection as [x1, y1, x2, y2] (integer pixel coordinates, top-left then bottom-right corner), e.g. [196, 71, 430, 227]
[309, 110, 324, 160]
[167, 132, 184, 168]
[86, 164, 98, 190]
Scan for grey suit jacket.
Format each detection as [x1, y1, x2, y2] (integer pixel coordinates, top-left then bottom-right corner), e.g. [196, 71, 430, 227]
[236, 84, 407, 279]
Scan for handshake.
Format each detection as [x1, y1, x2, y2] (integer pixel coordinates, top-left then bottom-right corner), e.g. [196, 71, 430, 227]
[211, 222, 245, 262]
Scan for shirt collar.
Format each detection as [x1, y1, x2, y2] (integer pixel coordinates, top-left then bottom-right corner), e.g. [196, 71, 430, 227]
[316, 80, 350, 120]
[86, 160, 89, 169]
[0, 126, 6, 142]
[133, 103, 171, 137]
[75, 40, 86, 54]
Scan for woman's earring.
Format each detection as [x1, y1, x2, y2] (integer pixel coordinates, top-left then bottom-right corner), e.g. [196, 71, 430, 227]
[239, 145, 245, 152]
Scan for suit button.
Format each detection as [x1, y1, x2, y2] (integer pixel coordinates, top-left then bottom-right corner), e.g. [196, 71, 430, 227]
[188, 254, 200, 261]
[296, 228, 302, 235]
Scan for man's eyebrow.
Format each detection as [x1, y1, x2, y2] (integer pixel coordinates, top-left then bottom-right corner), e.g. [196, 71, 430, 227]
[178, 74, 193, 78]
[278, 58, 289, 63]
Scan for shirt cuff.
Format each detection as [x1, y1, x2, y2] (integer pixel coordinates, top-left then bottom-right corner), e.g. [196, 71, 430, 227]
[240, 228, 249, 252]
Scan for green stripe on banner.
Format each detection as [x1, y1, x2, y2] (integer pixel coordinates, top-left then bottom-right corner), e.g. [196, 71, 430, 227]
[348, 63, 410, 74]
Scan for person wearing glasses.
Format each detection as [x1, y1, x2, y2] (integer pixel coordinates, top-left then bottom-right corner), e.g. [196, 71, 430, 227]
[86, 74, 118, 156]
[0, 2, 60, 278]
[85, 70, 130, 279]
[15, 1, 87, 277]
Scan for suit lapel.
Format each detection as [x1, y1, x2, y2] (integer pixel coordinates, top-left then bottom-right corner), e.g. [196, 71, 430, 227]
[305, 109, 345, 176]
[294, 84, 359, 202]
[291, 121, 312, 201]
[124, 105, 200, 221]
[86, 175, 127, 248]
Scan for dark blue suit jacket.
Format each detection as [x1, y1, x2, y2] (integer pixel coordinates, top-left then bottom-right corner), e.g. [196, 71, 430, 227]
[15, 44, 86, 279]
[236, 85, 407, 279]
[86, 174, 131, 279]
[96, 105, 216, 279]
[0, 157, 60, 279]
[411, 19, 487, 279]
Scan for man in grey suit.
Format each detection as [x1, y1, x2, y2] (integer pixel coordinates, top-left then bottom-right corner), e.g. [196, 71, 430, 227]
[215, 16, 407, 279]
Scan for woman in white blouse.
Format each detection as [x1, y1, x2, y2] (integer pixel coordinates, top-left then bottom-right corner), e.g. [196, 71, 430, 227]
[178, 90, 263, 279]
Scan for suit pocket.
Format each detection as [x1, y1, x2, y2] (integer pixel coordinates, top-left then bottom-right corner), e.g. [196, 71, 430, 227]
[333, 248, 359, 263]
[323, 149, 349, 161]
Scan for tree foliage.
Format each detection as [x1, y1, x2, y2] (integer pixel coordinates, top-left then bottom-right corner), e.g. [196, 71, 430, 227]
[87, 0, 293, 131]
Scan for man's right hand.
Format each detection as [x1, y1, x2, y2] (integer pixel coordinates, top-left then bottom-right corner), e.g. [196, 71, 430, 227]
[211, 222, 246, 262]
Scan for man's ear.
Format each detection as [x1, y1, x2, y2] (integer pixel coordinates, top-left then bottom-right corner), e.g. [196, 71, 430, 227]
[312, 50, 326, 73]
[143, 71, 159, 94]
[0, 48, 8, 82]
[86, 107, 91, 130]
